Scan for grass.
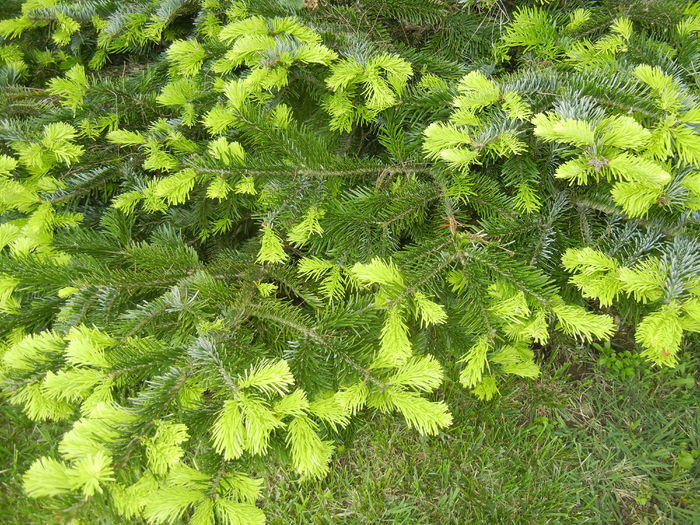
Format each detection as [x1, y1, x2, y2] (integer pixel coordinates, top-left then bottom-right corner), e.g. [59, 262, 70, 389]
[2, 347, 699, 524]
[262, 349, 700, 524]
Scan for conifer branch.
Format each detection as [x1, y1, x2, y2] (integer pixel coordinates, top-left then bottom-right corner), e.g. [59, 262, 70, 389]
[2, 1, 699, 522]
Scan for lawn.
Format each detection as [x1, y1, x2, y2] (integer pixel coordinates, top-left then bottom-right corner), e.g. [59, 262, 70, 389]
[4, 347, 698, 524]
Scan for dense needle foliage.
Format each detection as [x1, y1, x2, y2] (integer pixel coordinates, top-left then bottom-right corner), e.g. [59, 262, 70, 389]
[0, 0, 699, 522]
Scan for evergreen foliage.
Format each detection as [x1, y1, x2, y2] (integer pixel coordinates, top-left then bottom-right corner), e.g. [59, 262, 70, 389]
[0, 0, 698, 522]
